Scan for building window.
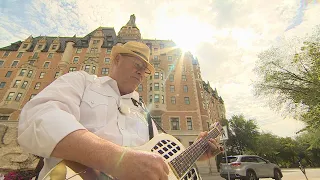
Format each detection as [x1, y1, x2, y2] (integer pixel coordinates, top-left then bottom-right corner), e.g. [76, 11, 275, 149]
[28, 60, 35, 65]
[160, 44, 164, 49]
[90, 48, 98, 53]
[52, 45, 57, 50]
[22, 44, 28, 48]
[149, 83, 152, 91]
[154, 63, 159, 68]
[154, 94, 160, 102]
[37, 44, 43, 50]
[6, 92, 15, 101]
[153, 117, 162, 130]
[17, 52, 23, 58]
[199, 82, 202, 89]
[171, 117, 180, 130]
[154, 55, 158, 61]
[27, 70, 33, 78]
[170, 85, 175, 92]
[84, 65, 90, 72]
[187, 117, 193, 130]
[149, 95, 152, 103]
[184, 85, 188, 92]
[19, 69, 26, 76]
[154, 83, 159, 91]
[76, 48, 82, 53]
[169, 74, 174, 82]
[106, 49, 111, 54]
[92, 66, 96, 74]
[182, 75, 187, 81]
[160, 72, 163, 80]
[39, 72, 45, 79]
[15, 93, 23, 101]
[35, 82, 41, 89]
[54, 72, 59, 78]
[161, 83, 164, 91]
[93, 40, 100, 44]
[30, 94, 36, 100]
[43, 62, 50, 68]
[73, 57, 79, 63]
[138, 84, 143, 92]
[13, 80, 21, 88]
[169, 64, 175, 71]
[154, 48, 158, 52]
[48, 53, 54, 58]
[11, 60, 19, 67]
[5, 71, 12, 78]
[69, 67, 77, 72]
[0, 60, 4, 67]
[0, 82, 6, 88]
[101, 68, 109, 75]
[201, 91, 204, 98]
[3, 51, 10, 57]
[0, 116, 9, 120]
[105, 58, 110, 63]
[32, 52, 39, 58]
[21, 81, 28, 89]
[184, 97, 190, 104]
[162, 95, 164, 104]
[171, 96, 176, 104]
[154, 72, 159, 79]
[168, 56, 172, 61]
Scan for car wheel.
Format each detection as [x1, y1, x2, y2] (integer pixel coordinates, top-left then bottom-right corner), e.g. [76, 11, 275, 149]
[274, 169, 282, 180]
[246, 170, 258, 180]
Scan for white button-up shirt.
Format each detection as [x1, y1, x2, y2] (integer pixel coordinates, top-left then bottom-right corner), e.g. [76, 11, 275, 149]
[17, 71, 158, 179]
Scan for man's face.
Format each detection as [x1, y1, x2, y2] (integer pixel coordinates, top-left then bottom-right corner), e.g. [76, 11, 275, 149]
[113, 54, 151, 94]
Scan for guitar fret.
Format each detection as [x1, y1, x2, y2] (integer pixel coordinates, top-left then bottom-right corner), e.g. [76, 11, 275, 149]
[170, 128, 221, 178]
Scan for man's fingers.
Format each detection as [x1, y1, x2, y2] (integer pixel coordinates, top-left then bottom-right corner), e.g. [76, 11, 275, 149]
[162, 161, 170, 175]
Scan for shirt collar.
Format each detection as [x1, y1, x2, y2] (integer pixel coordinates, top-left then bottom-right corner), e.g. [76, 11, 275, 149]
[98, 76, 140, 100]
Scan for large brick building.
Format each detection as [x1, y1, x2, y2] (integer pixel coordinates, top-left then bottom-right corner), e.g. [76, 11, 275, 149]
[0, 15, 226, 173]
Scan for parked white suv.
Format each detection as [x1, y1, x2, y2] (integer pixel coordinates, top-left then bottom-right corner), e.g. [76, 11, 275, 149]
[219, 155, 283, 180]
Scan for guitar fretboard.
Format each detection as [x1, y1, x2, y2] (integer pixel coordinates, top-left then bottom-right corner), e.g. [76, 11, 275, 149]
[169, 128, 221, 178]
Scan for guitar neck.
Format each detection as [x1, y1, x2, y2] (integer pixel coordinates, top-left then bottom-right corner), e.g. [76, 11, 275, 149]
[169, 128, 221, 178]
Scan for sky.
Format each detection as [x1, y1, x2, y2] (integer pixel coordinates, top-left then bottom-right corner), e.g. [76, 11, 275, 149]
[0, 0, 319, 138]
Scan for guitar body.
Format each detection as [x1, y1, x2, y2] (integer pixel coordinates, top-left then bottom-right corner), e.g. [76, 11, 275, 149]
[42, 133, 202, 180]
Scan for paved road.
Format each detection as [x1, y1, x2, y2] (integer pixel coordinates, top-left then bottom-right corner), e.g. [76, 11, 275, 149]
[200, 168, 320, 180]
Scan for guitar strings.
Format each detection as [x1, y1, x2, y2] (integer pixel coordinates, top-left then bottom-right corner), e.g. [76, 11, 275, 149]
[170, 128, 221, 177]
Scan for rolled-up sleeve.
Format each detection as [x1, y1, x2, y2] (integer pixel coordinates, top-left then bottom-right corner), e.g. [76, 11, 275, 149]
[17, 71, 88, 158]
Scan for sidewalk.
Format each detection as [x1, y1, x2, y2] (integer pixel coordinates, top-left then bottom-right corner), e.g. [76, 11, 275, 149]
[198, 166, 224, 180]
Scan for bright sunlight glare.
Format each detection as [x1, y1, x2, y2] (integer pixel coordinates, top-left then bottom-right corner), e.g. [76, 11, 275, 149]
[155, 14, 216, 54]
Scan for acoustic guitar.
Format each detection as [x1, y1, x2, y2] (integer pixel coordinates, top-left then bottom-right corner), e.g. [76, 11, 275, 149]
[42, 122, 222, 180]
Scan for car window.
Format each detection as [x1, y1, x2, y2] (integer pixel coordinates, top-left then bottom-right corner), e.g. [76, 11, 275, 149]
[255, 157, 267, 163]
[241, 156, 257, 162]
[221, 157, 238, 163]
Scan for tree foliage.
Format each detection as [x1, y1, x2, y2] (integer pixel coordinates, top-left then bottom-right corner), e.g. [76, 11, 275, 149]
[254, 28, 320, 145]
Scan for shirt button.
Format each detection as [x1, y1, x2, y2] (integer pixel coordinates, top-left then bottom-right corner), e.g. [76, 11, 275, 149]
[91, 101, 94, 104]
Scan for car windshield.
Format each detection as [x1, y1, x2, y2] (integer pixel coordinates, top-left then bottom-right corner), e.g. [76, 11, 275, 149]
[221, 156, 238, 163]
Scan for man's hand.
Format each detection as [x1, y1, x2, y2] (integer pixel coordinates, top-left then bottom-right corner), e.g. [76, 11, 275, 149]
[113, 149, 170, 180]
[196, 131, 224, 161]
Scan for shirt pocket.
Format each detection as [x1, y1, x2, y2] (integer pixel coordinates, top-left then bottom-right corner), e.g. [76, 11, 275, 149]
[80, 89, 109, 129]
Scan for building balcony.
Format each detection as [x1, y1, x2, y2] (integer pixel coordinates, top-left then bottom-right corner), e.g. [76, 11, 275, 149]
[149, 103, 166, 113]
[0, 100, 20, 114]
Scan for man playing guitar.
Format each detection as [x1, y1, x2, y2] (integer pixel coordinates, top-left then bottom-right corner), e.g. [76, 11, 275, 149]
[17, 41, 223, 180]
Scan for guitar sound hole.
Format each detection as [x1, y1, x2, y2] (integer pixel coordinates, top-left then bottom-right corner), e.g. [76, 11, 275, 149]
[163, 147, 168, 151]
[168, 144, 172, 148]
[161, 140, 167, 144]
[164, 155, 170, 159]
[158, 150, 164, 154]
[171, 142, 176, 146]
[172, 149, 177, 153]
[177, 146, 180, 150]
[168, 152, 173, 156]
[157, 142, 163, 147]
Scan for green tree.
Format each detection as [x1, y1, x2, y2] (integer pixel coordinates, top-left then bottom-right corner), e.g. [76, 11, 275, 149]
[254, 30, 320, 147]
[225, 115, 259, 155]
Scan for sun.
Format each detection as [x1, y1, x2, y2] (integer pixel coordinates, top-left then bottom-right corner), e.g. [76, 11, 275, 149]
[155, 15, 216, 54]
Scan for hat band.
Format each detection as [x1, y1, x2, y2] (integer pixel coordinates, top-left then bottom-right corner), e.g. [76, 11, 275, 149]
[131, 50, 148, 61]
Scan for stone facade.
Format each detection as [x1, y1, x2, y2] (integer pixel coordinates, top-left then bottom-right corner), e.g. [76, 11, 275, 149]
[0, 14, 226, 174]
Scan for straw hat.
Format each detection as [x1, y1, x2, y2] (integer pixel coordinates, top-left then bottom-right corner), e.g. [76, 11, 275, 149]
[111, 41, 155, 74]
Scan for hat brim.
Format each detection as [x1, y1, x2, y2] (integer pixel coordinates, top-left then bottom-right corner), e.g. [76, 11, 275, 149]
[111, 46, 155, 74]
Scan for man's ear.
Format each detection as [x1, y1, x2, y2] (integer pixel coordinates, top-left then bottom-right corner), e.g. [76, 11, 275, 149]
[113, 54, 121, 65]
